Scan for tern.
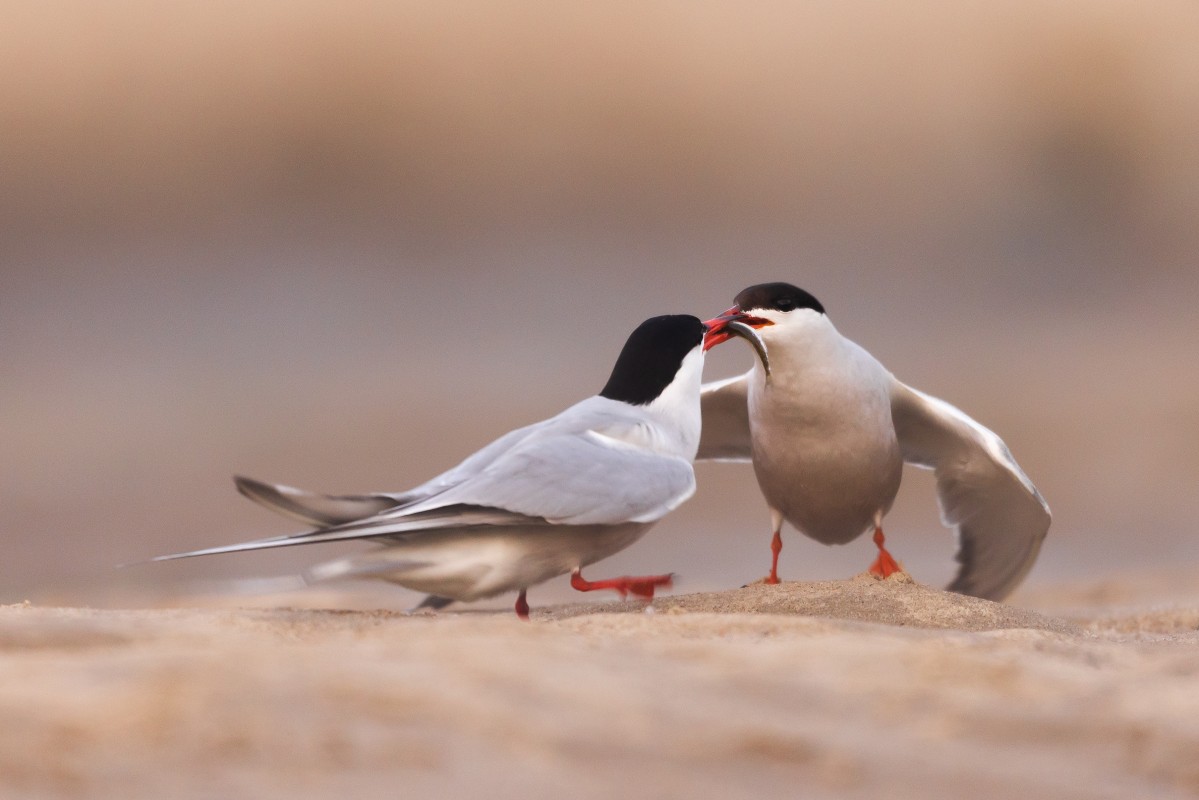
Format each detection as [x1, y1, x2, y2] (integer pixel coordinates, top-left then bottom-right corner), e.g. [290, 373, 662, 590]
[156, 314, 722, 618]
[700, 282, 1050, 601]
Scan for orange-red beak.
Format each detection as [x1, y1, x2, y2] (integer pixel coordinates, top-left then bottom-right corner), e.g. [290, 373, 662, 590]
[702, 305, 773, 351]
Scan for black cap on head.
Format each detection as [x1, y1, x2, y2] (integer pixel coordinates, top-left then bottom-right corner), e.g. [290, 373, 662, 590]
[733, 283, 825, 315]
[600, 315, 707, 405]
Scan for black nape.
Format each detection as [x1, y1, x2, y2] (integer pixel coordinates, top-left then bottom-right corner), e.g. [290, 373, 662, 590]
[599, 315, 706, 405]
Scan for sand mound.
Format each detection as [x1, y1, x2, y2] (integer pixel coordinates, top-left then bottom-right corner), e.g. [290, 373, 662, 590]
[542, 572, 1079, 633]
[4, 572, 1199, 800]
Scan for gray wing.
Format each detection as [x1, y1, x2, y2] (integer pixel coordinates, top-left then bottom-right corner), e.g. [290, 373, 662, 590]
[696, 372, 753, 462]
[890, 380, 1051, 601]
[230, 415, 568, 526]
[400, 427, 696, 525]
[157, 406, 694, 561]
[377, 419, 552, 505]
[234, 476, 399, 526]
[380, 397, 694, 524]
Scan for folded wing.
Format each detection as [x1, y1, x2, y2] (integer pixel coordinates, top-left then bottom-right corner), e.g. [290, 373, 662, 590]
[399, 428, 696, 526]
[157, 419, 694, 561]
[234, 476, 399, 526]
[232, 414, 560, 529]
[890, 380, 1050, 601]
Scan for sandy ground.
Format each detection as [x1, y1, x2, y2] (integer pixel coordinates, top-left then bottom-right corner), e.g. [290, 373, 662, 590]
[3, 573, 1199, 800]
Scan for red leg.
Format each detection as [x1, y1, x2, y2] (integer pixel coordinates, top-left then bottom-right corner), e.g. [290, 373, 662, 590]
[514, 588, 530, 620]
[764, 528, 783, 584]
[868, 527, 902, 579]
[570, 568, 674, 600]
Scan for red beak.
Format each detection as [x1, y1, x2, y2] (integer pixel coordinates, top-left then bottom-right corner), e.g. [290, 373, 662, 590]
[702, 305, 773, 350]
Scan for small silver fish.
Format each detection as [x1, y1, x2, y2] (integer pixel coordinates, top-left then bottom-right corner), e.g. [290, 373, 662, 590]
[726, 320, 770, 378]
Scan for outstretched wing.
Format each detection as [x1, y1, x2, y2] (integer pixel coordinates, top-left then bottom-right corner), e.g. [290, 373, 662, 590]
[696, 372, 753, 462]
[890, 380, 1051, 601]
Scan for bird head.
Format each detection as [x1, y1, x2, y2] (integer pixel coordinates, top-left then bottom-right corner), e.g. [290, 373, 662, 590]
[703, 282, 825, 351]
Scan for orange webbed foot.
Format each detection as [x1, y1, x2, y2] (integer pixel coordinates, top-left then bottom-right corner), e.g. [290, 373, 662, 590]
[867, 527, 902, 579]
[570, 570, 674, 600]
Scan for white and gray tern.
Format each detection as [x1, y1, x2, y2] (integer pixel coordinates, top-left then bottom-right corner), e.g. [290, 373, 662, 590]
[701, 282, 1050, 601]
[155, 314, 721, 618]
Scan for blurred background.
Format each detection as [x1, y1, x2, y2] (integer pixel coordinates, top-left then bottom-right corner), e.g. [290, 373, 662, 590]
[3, 1, 1196, 608]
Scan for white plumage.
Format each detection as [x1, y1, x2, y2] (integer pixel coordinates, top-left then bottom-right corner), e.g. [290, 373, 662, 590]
[156, 315, 711, 616]
[700, 283, 1049, 601]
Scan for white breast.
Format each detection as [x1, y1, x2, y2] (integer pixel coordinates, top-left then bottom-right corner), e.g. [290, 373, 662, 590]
[747, 314, 903, 543]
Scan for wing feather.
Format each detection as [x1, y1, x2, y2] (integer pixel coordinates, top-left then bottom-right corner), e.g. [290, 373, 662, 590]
[233, 476, 398, 526]
[157, 400, 695, 561]
[398, 428, 696, 525]
[890, 380, 1050, 601]
[151, 506, 540, 561]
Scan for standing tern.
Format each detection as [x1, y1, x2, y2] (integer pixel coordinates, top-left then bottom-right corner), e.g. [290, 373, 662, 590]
[156, 314, 726, 618]
[700, 282, 1050, 601]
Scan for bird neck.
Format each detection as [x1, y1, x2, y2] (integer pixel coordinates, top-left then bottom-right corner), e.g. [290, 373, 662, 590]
[761, 313, 844, 373]
[640, 347, 704, 460]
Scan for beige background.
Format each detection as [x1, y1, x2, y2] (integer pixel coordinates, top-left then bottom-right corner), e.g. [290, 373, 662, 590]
[3, 1, 1197, 608]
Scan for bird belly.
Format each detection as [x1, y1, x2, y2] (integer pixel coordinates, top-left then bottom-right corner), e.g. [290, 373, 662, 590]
[755, 446, 901, 544]
[308, 523, 652, 601]
[750, 393, 902, 545]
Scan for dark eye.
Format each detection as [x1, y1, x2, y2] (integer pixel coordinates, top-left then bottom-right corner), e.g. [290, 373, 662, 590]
[775, 298, 795, 311]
